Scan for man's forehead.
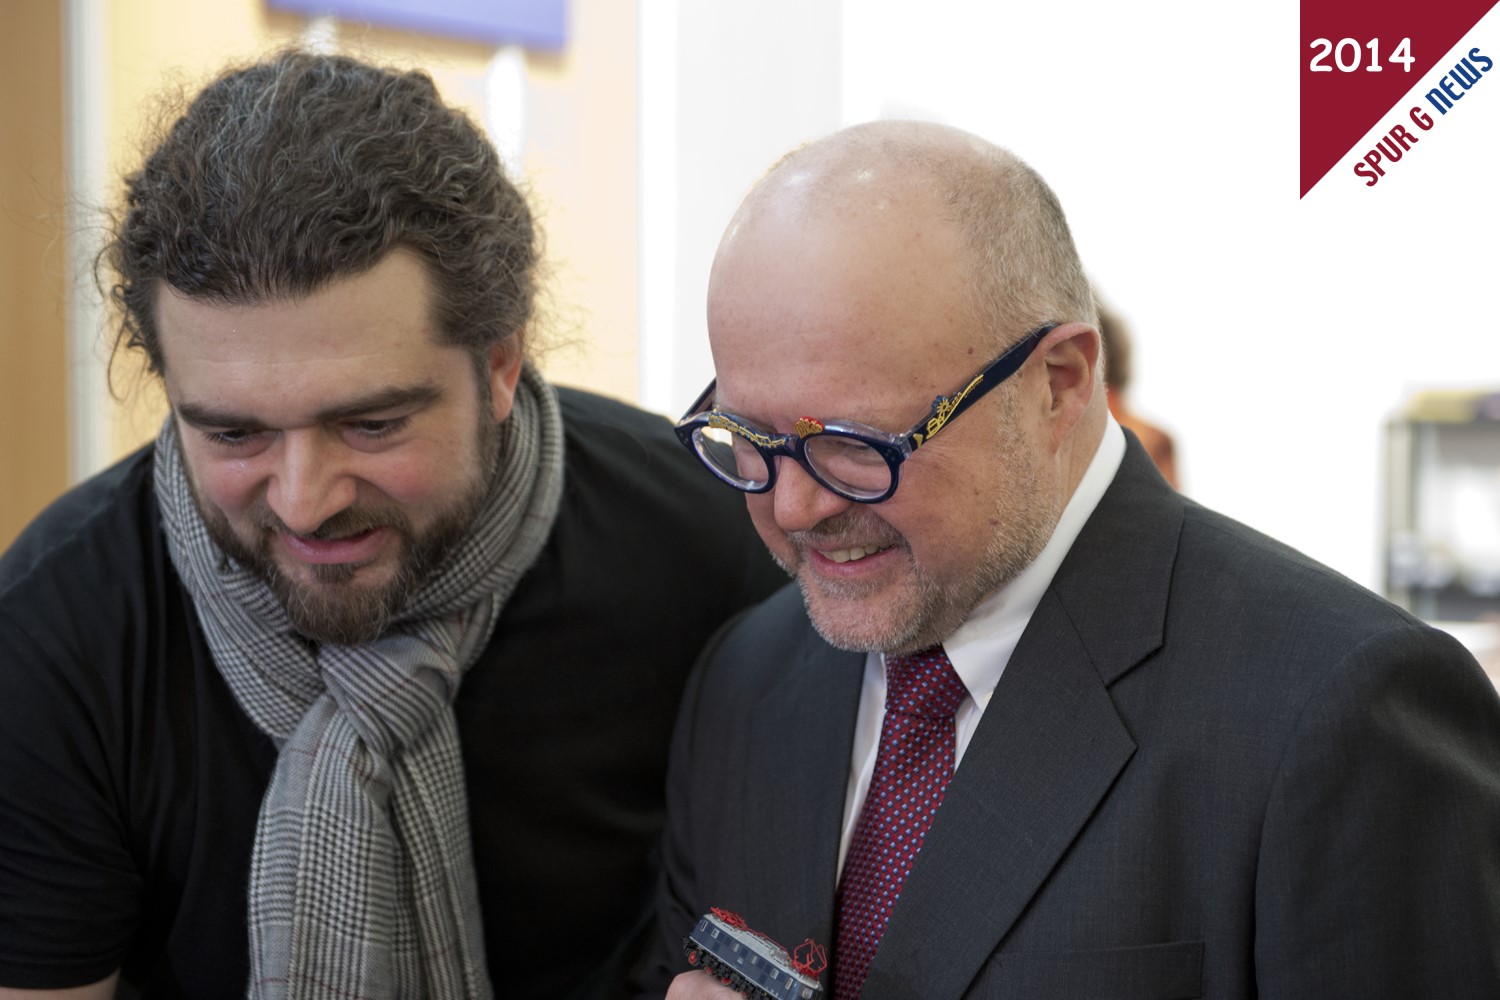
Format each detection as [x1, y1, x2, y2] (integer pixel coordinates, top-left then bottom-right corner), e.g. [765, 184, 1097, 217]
[151, 251, 476, 427]
[710, 338, 940, 431]
[152, 253, 442, 358]
[709, 198, 971, 346]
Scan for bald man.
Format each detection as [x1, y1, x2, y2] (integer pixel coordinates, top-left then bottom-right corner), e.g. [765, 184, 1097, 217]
[639, 122, 1500, 999]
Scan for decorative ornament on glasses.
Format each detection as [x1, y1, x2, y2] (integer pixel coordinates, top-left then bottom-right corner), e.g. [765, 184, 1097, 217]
[674, 323, 1058, 504]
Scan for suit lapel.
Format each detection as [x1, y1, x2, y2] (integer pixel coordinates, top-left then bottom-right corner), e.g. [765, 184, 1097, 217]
[861, 439, 1183, 999]
[738, 636, 865, 953]
[861, 591, 1135, 998]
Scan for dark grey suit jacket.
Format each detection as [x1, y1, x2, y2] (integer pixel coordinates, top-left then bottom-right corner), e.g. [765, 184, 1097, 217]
[643, 440, 1500, 999]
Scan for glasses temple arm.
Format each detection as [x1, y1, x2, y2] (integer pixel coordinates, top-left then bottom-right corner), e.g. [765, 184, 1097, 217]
[906, 323, 1056, 450]
[680, 378, 718, 421]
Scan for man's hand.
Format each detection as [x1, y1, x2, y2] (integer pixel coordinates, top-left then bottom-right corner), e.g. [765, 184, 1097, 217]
[664, 969, 748, 999]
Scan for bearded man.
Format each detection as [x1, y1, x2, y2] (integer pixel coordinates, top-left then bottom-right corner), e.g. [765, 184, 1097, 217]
[0, 51, 783, 999]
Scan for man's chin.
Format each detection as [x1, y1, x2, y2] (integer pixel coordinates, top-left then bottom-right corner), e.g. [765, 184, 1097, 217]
[275, 582, 404, 646]
[798, 576, 919, 654]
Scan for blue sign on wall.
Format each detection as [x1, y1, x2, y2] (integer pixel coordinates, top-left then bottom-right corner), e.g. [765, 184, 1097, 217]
[267, 0, 567, 51]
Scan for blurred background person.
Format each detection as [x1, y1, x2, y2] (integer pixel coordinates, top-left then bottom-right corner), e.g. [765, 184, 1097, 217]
[1097, 295, 1180, 490]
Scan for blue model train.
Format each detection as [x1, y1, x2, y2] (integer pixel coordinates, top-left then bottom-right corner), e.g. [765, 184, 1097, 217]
[682, 909, 826, 999]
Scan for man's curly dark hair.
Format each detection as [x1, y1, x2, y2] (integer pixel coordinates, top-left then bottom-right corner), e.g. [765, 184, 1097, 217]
[106, 49, 538, 375]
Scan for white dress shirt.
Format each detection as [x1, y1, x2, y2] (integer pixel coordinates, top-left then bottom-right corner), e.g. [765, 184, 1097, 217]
[837, 418, 1127, 873]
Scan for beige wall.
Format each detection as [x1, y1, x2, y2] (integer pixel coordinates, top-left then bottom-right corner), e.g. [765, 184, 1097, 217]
[50, 0, 641, 476]
[0, 0, 68, 550]
[524, 0, 640, 400]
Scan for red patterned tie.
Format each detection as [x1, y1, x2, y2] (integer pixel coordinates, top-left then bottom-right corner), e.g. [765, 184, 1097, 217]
[834, 646, 968, 999]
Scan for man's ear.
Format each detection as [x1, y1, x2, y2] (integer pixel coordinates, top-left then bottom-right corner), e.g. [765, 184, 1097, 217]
[1041, 321, 1101, 437]
[487, 338, 526, 422]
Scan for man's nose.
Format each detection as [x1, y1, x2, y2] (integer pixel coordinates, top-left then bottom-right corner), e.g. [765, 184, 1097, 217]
[771, 457, 853, 533]
[265, 431, 358, 535]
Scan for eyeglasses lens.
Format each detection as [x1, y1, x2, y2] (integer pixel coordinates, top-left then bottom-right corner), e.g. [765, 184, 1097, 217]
[803, 435, 892, 500]
[693, 423, 893, 500]
[693, 426, 772, 489]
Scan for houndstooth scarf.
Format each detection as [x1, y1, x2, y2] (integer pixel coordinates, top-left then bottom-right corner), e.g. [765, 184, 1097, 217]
[155, 364, 564, 1000]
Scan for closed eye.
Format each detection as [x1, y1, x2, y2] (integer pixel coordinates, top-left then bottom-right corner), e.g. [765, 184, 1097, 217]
[346, 416, 411, 440]
[201, 428, 267, 448]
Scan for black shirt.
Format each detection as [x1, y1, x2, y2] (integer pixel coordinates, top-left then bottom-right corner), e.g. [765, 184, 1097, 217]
[0, 387, 787, 997]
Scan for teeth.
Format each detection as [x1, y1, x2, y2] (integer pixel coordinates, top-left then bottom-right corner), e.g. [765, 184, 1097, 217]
[826, 545, 888, 564]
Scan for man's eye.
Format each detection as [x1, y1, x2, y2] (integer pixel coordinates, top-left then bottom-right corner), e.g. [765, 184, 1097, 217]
[203, 429, 263, 448]
[348, 417, 410, 439]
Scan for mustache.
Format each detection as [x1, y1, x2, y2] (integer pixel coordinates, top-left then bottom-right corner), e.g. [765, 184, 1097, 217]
[248, 504, 410, 541]
[787, 509, 904, 550]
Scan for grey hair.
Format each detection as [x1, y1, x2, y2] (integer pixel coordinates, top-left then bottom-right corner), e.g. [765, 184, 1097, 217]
[942, 146, 1098, 347]
[104, 49, 539, 376]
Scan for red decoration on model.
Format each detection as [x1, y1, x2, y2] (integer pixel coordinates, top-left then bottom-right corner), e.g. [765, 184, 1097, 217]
[790, 939, 827, 979]
[710, 907, 750, 930]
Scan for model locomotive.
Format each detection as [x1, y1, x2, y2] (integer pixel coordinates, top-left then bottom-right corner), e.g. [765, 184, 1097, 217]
[682, 909, 826, 999]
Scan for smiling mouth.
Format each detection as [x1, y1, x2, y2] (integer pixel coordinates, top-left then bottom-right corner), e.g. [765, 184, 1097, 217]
[822, 543, 894, 564]
[279, 525, 391, 566]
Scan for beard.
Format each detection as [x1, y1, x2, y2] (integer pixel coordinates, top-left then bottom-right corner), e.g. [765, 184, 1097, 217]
[191, 418, 502, 647]
[778, 413, 1058, 655]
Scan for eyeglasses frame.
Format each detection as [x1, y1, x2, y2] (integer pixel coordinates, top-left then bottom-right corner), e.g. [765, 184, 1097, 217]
[673, 322, 1059, 504]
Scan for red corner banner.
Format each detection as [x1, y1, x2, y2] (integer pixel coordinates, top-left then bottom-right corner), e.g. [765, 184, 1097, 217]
[1300, 0, 1500, 196]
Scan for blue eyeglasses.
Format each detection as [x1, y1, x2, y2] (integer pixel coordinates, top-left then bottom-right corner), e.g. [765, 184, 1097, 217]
[674, 323, 1056, 503]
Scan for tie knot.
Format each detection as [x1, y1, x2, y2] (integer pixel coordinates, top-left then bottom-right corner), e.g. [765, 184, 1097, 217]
[883, 645, 967, 720]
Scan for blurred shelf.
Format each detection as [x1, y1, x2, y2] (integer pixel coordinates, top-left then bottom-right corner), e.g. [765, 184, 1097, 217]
[1385, 390, 1500, 693]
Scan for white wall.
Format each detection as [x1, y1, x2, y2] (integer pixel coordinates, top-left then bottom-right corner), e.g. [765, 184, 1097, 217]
[646, 0, 1500, 594]
[639, 0, 844, 415]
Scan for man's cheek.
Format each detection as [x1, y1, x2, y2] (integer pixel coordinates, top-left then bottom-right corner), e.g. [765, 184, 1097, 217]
[745, 500, 794, 566]
[359, 455, 446, 508]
